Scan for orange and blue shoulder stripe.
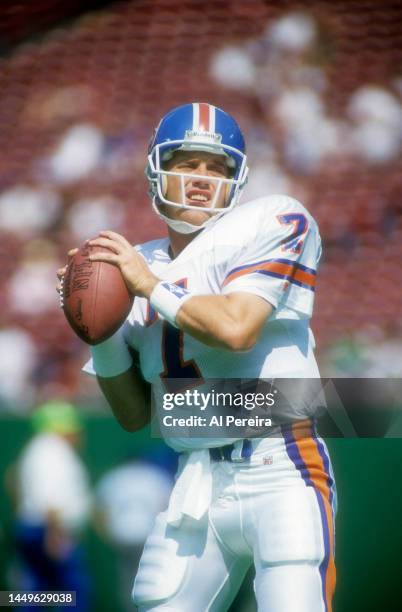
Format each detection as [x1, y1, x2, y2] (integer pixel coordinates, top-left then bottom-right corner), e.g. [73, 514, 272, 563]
[222, 258, 316, 291]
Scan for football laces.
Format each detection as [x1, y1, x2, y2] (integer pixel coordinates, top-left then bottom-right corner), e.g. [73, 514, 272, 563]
[59, 277, 64, 309]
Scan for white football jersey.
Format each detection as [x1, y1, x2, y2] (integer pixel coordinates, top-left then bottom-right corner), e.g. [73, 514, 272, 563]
[85, 195, 322, 450]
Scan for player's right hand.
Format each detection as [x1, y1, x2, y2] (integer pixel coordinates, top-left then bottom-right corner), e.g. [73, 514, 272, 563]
[56, 248, 78, 296]
[88, 231, 159, 299]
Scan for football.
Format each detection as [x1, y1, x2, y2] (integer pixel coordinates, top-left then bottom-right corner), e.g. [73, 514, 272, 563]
[61, 243, 133, 345]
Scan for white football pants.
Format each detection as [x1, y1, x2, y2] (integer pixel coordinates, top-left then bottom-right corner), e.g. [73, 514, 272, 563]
[133, 425, 336, 612]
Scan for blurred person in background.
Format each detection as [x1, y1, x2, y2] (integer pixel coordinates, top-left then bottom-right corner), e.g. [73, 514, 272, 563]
[0, 327, 38, 412]
[6, 400, 92, 612]
[8, 239, 60, 319]
[94, 447, 175, 612]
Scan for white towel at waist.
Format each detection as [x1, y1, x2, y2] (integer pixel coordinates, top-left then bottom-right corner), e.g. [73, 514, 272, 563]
[166, 449, 212, 527]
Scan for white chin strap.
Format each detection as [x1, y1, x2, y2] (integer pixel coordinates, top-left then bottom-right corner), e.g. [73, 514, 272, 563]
[151, 198, 223, 234]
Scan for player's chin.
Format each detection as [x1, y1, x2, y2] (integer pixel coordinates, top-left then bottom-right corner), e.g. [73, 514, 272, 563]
[178, 208, 213, 226]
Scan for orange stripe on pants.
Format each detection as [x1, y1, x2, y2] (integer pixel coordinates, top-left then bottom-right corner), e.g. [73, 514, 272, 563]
[292, 424, 336, 612]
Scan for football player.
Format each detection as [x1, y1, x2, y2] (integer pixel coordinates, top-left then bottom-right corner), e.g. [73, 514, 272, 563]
[59, 103, 336, 611]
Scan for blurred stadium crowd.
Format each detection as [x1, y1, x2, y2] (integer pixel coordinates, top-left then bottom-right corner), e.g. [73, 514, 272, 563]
[0, 0, 402, 412]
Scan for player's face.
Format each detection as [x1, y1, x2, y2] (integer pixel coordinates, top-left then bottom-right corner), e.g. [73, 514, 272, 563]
[163, 151, 230, 227]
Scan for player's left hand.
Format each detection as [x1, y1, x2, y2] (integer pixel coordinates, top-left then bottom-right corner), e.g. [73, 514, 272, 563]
[88, 231, 159, 298]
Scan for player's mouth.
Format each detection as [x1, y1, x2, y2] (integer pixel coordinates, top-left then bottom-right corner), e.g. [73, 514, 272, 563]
[185, 189, 212, 207]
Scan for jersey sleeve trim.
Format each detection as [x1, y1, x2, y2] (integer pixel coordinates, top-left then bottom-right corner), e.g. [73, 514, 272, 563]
[222, 258, 316, 292]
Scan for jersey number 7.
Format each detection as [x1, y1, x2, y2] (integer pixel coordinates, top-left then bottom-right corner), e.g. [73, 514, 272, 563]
[277, 213, 308, 254]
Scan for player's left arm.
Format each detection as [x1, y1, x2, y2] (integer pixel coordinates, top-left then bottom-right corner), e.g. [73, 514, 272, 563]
[175, 292, 273, 350]
[89, 231, 273, 352]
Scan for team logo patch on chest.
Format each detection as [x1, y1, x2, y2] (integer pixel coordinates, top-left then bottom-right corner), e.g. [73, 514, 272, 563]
[263, 455, 273, 465]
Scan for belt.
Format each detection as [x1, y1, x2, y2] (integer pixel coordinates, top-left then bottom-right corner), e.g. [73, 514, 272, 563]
[209, 439, 253, 463]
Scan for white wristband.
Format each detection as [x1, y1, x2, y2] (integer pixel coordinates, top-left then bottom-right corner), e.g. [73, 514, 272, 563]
[90, 327, 133, 378]
[150, 281, 193, 327]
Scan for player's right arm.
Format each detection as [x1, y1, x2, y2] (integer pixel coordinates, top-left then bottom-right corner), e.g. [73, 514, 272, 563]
[96, 367, 151, 432]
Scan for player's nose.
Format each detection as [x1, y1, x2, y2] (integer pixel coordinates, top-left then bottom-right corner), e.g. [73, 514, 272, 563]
[192, 164, 212, 188]
[192, 176, 210, 188]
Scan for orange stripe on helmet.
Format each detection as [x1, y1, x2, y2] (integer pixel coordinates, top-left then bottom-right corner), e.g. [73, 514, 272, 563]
[198, 103, 210, 132]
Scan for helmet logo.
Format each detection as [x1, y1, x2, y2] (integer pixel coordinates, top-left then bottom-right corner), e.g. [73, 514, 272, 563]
[184, 129, 222, 144]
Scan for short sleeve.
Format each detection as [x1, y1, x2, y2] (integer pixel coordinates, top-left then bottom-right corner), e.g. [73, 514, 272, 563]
[221, 207, 321, 318]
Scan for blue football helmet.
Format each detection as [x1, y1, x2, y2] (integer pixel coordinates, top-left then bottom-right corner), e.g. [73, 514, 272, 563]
[146, 103, 249, 234]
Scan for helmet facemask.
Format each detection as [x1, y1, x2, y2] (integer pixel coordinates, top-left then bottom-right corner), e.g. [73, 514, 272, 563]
[147, 140, 249, 234]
